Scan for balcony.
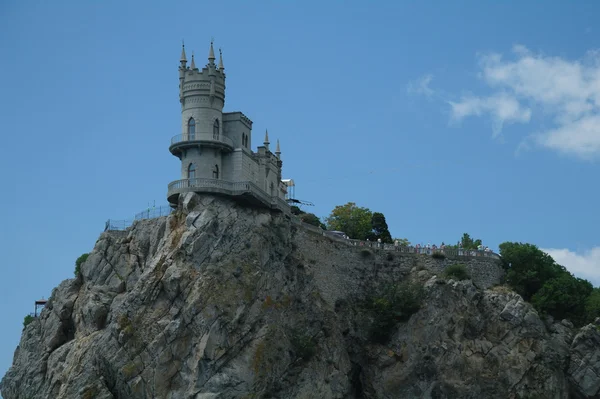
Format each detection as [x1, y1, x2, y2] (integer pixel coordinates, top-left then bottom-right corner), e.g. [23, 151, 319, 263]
[167, 178, 290, 214]
[169, 133, 234, 155]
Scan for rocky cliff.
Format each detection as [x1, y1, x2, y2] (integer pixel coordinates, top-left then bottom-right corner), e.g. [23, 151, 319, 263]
[2, 193, 600, 399]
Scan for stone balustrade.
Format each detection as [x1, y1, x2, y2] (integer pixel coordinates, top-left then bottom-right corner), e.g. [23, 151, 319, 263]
[169, 133, 234, 150]
[167, 178, 289, 213]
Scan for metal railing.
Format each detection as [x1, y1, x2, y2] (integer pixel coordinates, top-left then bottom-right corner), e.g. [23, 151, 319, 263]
[134, 205, 174, 220]
[290, 217, 500, 259]
[105, 204, 173, 232]
[170, 133, 234, 148]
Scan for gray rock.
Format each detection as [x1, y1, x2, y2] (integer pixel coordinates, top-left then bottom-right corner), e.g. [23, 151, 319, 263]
[1, 193, 598, 399]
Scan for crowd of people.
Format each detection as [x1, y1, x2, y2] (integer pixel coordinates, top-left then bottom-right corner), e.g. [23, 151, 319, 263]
[352, 238, 496, 256]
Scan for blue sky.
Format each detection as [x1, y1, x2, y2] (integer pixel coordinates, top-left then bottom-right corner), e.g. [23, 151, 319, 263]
[1, 0, 600, 386]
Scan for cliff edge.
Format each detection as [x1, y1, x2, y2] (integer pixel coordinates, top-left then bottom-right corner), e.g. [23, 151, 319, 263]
[2, 193, 600, 399]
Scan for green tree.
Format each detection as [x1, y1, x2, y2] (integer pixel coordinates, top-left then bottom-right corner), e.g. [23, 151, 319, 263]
[585, 288, 600, 323]
[531, 273, 593, 326]
[23, 314, 34, 328]
[460, 233, 482, 250]
[325, 202, 373, 240]
[74, 253, 90, 277]
[394, 238, 411, 246]
[290, 205, 303, 216]
[300, 213, 325, 229]
[499, 242, 566, 300]
[370, 212, 393, 243]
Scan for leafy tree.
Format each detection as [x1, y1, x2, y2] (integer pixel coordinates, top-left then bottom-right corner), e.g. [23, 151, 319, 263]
[531, 273, 593, 326]
[394, 238, 411, 246]
[585, 289, 600, 323]
[301, 213, 325, 229]
[290, 205, 303, 216]
[370, 212, 393, 243]
[325, 202, 373, 240]
[499, 242, 565, 300]
[460, 233, 482, 250]
[23, 315, 34, 328]
[74, 253, 90, 277]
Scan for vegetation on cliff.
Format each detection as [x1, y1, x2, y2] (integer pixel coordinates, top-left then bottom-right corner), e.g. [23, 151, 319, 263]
[500, 242, 598, 327]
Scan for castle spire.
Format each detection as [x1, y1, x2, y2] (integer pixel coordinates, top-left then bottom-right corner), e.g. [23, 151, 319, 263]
[218, 48, 224, 71]
[275, 139, 281, 158]
[190, 52, 196, 70]
[264, 129, 270, 150]
[180, 41, 187, 63]
[208, 40, 216, 63]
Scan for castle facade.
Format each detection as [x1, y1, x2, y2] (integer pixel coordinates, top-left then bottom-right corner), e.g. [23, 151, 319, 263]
[167, 41, 289, 212]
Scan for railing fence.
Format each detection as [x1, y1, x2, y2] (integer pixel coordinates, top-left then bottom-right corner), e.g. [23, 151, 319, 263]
[105, 205, 173, 232]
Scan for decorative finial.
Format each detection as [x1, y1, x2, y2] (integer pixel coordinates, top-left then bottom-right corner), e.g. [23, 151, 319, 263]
[264, 129, 270, 144]
[190, 52, 196, 69]
[208, 39, 215, 62]
[275, 139, 281, 157]
[180, 40, 187, 63]
[218, 48, 224, 70]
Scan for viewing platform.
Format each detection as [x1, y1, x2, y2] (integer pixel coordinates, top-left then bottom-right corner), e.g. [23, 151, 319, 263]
[169, 133, 234, 156]
[167, 178, 289, 213]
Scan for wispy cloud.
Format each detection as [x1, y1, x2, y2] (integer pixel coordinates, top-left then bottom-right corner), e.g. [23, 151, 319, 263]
[448, 93, 531, 137]
[448, 45, 600, 159]
[543, 247, 600, 285]
[407, 74, 435, 97]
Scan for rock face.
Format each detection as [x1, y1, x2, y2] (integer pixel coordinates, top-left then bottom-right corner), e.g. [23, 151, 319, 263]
[2, 193, 600, 398]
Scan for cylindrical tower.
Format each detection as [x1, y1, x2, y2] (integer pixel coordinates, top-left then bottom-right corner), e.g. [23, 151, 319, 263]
[168, 41, 231, 205]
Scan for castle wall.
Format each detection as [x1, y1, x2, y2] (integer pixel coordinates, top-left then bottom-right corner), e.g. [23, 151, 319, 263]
[180, 148, 223, 180]
[181, 105, 223, 135]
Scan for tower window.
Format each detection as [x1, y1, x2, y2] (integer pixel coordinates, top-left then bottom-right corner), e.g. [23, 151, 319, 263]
[188, 118, 196, 139]
[213, 164, 219, 179]
[213, 119, 220, 139]
[188, 163, 196, 179]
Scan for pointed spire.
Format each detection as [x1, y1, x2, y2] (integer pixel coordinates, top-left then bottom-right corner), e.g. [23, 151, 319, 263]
[275, 139, 281, 158]
[180, 41, 187, 62]
[190, 52, 196, 69]
[218, 48, 224, 71]
[264, 129, 270, 150]
[208, 39, 216, 63]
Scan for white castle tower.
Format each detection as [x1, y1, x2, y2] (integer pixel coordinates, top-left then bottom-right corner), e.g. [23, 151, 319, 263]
[167, 41, 289, 212]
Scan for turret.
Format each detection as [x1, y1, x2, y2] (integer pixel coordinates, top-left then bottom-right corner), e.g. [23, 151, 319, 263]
[264, 129, 270, 151]
[169, 40, 230, 206]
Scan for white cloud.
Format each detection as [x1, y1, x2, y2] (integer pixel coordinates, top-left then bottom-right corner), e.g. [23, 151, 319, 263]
[449, 93, 531, 137]
[543, 247, 600, 284]
[407, 74, 434, 97]
[449, 45, 600, 159]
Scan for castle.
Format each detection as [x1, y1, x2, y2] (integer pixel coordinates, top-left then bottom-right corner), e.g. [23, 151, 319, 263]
[167, 41, 290, 213]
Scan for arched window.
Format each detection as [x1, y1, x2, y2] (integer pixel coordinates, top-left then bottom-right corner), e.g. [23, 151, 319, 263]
[242, 133, 246, 147]
[188, 163, 196, 179]
[213, 119, 219, 139]
[188, 118, 196, 139]
[213, 164, 219, 179]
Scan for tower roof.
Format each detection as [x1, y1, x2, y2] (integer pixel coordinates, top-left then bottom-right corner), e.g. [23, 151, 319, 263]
[180, 43, 187, 62]
[275, 139, 281, 155]
[264, 129, 270, 144]
[218, 48, 224, 70]
[190, 52, 196, 69]
[208, 40, 216, 62]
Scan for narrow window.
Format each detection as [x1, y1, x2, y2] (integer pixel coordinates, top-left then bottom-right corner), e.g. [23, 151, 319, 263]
[213, 164, 219, 179]
[213, 119, 219, 139]
[188, 118, 196, 140]
[188, 163, 196, 179]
